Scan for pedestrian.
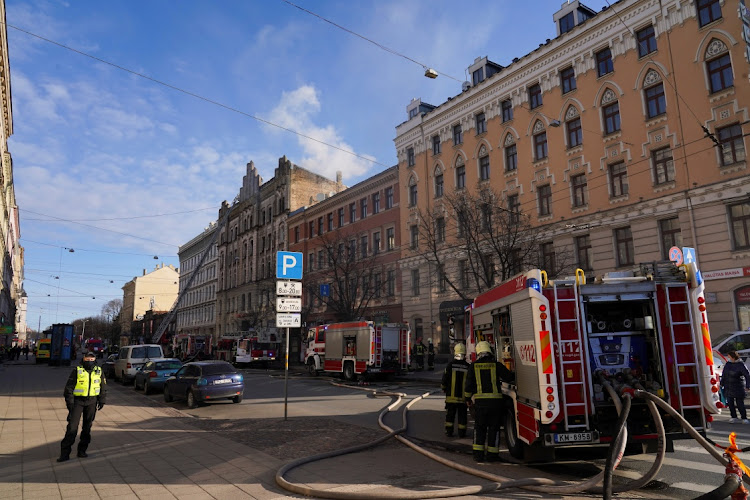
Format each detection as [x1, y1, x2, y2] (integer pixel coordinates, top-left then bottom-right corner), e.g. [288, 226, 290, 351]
[23, 345, 29, 360]
[57, 352, 107, 462]
[414, 338, 426, 371]
[464, 341, 514, 462]
[720, 350, 750, 424]
[13, 345, 20, 360]
[441, 343, 469, 437]
[427, 338, 435, 371]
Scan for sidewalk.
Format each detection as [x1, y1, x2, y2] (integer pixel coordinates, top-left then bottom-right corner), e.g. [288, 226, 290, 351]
[0, 357, 665, 500]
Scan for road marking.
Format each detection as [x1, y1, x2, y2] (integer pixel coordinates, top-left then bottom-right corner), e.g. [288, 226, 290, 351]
[625, 454, 725, 474]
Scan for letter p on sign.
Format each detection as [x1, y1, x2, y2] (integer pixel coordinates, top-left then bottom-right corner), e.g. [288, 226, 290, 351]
[276, 251, 303, 280]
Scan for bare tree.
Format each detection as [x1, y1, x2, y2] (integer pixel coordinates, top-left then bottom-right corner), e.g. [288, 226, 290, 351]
[413, 185, 571, 299]
[101, 299, 122, 322]
[303, 229, 387, 322]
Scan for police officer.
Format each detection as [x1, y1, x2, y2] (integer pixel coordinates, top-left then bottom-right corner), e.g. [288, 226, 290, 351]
[414, 338, 426, 371]
[427, 338, 435, 370]
[464, 341, 513, 462]
[58, 351, 107, 462]
[441, 343, 469, 437]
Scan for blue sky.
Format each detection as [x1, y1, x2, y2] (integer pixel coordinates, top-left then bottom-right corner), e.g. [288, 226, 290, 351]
[7, 0, 610, 330]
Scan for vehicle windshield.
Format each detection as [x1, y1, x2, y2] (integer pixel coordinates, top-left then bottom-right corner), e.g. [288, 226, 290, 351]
[712, 332, 734, 346]
[201, 363, 236, 375]
[131, 346, 163, 358]
[38, 344, 50, 351]
[155, 361, 181, 370]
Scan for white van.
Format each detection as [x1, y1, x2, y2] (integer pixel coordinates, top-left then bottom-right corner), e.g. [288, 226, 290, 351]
[114, 344, 165, 383]
[713, 331, 750, 357]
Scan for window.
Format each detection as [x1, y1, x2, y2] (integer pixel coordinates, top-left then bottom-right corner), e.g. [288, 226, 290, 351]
[308, 253, 314, 272]
[538, 185, 552, 216]
[308, 221, 314, 238]
[707, 54, 733, 93]
[411, 269, 420, 296]
[534, 130, 548, 160]
[567, 117, 582, 147]
[338, 207, 345, 227]
[372, 192, 380, 214]
[560, 67, 576, 94]
[348, 239, 356, 262]
[609, 162, 628, 197]
[540, 242, 556, 271]
[571, 174, 587, 207]
[435, 171, 444, 198]
[407, 147, 415, 167]
[374, 273, 382, 298]
[385, 187, 394, 209]
[318, 250, 324, 269]
[373, 231, 381, 255]
[459, 259, 469, 289]
[472, 67, 484, 85]
[410, 224, 419, 249]
[437, 264, 447, 292]
[349, 202, 356, 223]
[361, 235, 368, 259]
[481, 203, 491, 230]
[453, 124, 463, 145]
[529, 83, 543, 109]
[718, 124, 746, 165]
[603, 101, 621, 134]
[294, 226, 300, 243]
[408, 182, 418, 207]
[327, 213, 333, 231]
[697, 0, 722, 27]
[387, 270, 395, 296]
[559, 11, 575, 34]
[659, 218, 682, 259]
[456, 165, 466, 189]
[414, 318, 423, 340]
[508, 194, 520, 224]
[409, 108, 418, 119]
[432, 135, 441, 155]
[615, 227, 635, 266]
[386, 227, 395, 250]
[479, 153, 490, 180]
[501, 100, 513, 122]
[482, 254, 495, 284]
[360, 198, 368, 219]
[730, 201, 750, 250]
[596, 47, 614, 76]
[505, 143, 517, 172]
[645, 83, 666, 118]
[575, 235, 593, 271]
[476, 113, 487, 134]
[637, 25, 657, 57]
[436, 217, 446, 243]
[652, 147, 675, 184]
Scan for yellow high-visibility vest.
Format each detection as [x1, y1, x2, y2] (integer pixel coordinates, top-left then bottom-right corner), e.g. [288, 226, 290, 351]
[72, 366, 102, 397]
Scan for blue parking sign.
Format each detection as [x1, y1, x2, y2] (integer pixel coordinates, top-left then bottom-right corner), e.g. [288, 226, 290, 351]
[276, 251, 303, 280]
[320, 284, 330, 297]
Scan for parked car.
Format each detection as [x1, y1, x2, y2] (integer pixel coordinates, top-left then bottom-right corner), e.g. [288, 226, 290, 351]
[102, 354, 119, 379]
[163, 361, 244, 409]
[134, 359, 182, 394]
[114, 344, 165, 383]
[713, 331, 750, 356]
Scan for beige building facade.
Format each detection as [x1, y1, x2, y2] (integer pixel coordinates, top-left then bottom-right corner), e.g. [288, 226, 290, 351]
[176, 223, 219, 340]
[395, 0, 750, 345]
[120, 264, 179, 336]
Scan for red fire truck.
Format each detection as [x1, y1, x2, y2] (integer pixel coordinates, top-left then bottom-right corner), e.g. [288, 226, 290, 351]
[233, 328, 280, 366]
[304, 321, 411, 380]
[464, 261, 721, 460]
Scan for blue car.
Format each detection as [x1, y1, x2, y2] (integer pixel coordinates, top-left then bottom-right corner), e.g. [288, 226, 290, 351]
[163, 361, 244, 409]
[134, 359, 182, 394]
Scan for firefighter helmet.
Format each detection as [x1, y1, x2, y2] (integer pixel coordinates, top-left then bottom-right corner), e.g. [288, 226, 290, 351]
[454, 343, 466, 359]
[475, 341, 493, 356]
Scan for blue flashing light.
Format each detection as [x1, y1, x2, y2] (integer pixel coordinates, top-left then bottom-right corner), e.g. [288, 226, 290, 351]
[527, 278, 541, 292]
[696, 270, 703, 286]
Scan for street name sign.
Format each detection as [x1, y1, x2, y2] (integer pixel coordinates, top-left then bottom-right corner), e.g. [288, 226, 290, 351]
[276, 280, 302, 296]
[276, 297, 302, 313]
[276, 313, 301, 328]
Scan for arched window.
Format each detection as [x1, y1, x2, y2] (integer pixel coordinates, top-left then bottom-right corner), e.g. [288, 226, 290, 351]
[408, 176, 418, 207]
[565, 106, 582, 147]
[434, 166, 444, 198]
[643, 70, 666, 118]
[705, 38, 733, 93]
[532, 120, 547, 160]
[455, 156, 466, 189]
[504, 134, 517, 172]
[478, 145, 490, 181]
[601, 89, 621, 135]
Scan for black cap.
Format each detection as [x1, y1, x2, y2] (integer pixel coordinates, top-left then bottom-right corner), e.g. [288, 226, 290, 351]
[84, 351, 96, 358]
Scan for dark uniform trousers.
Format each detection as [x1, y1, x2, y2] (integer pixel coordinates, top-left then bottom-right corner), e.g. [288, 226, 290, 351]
[61, 399, 97, 456]
[445, 403, 467, 437]
[472, 400, 503, 461]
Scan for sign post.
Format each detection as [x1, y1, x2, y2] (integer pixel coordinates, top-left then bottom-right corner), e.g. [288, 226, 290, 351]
[276, 251, 303, 421]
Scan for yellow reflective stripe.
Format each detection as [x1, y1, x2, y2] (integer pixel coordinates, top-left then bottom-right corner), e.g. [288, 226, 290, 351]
[472, 444, 485, 451]
[487, 446, 499, 453]
[445, 422, 454, 428]
[702, 323, 713, 366]
[474, 393, 502, 399]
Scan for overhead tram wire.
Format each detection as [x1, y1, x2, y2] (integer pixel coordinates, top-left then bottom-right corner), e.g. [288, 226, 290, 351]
[20, 238, 172, 258]
[3, 22, 389, 170]
[23, 205, 219, 222]
[279, 0, 462, 83]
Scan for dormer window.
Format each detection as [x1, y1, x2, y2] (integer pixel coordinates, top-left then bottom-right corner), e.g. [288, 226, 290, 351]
[559, 11, 575, 34]
[472, 67, 485, 86]
[409, 108, 419, 119]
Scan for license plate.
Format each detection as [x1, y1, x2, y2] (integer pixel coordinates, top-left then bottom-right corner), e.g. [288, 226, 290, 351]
[554, 432, 593, 443]
[213, 379, 230, 384]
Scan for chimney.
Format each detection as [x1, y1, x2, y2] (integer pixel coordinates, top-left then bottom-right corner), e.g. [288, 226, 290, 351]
[336, 171, 342, 184]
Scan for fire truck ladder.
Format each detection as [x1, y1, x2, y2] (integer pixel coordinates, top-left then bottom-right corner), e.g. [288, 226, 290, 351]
[664, 283, 704, 426]
[553, 281, 590, 432]
[373, 326, 382, 367]
[399, 328, 409, 371]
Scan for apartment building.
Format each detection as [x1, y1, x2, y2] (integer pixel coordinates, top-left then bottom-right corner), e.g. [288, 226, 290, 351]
[215, 156, 343, 339]
[120, 263, 179, 336]
[287, 166, 403, 327]
[394, 0, 750, 346]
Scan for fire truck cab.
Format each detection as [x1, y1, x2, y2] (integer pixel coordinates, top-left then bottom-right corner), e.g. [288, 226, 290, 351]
[466, 261, 720, 461]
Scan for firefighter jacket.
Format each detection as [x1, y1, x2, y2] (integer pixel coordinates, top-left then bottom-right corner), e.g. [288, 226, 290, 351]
[414, 342, 426, 356]
[464, 355, 513, 403]
[64, 366, 107, 407]
[442, 359, 469, 403]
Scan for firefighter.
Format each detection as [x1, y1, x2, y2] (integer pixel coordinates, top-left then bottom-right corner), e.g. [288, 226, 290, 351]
[414, 338, 426, 371]
[442, 343, 469, 437]
[427, 338, 435, 370]
[464, 340, 514, 462]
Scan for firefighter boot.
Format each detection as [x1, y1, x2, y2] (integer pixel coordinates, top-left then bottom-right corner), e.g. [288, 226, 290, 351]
[445, 422, 454, 437]
[473, 450, 485, 462]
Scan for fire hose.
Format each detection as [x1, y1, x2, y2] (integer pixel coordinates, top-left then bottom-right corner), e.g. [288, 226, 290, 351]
[275, 377, 747, 499]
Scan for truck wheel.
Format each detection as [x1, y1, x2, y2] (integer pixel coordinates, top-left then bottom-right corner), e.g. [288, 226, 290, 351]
[343, 362, 355, 381]
[187, 390, 198, 409]
[308, 360, 318, 376]
[504, 408, 525, 459]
